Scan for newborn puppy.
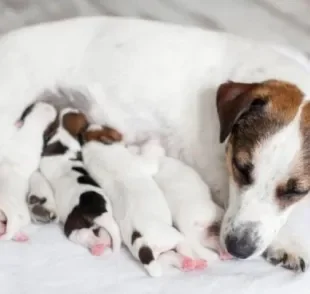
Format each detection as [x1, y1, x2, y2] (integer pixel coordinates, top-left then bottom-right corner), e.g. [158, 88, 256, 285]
[149, 140, 232, 263]
[83, 128, 204, 277]
[27, 170, 57, 224]
[0, 102, 57, 241]
[40, 108, 121, 256]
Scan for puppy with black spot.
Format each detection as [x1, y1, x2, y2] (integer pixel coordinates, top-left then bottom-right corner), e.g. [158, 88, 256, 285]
[27, 170, 58, 224]
[0, 102, 57, 241]
[39, 107, 121, 256]
[147, 140, 232, 263]
[83, 128, 206, 277]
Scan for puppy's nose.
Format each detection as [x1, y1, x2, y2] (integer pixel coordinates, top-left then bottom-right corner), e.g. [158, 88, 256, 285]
[225, 233, 257, 259]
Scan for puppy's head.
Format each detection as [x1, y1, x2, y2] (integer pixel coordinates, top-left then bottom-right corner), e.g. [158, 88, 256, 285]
[217, 79, 310, 259]
[60, 108, 89, 138]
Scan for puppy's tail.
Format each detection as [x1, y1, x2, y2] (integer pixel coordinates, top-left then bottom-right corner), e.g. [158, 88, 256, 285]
[130, 231, 162, 277]
[94, 213, 121, 252]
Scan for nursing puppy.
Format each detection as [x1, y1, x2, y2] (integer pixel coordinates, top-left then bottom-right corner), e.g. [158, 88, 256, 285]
[149, 142, 232, 262]
[27, 170, 58, 224]
[83, 127, 205, 277]
[40, 108, 121, 256]
[0, 102, 57, 241]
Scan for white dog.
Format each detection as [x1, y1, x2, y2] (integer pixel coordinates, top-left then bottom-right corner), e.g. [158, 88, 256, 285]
[27, 170, 58, 224]
[0, 102, 57, 241]
[40, 107, 121, 256]
[0, 16, 309, 271]
[149, 145, 232, 263]
[83, 127, 206, 277]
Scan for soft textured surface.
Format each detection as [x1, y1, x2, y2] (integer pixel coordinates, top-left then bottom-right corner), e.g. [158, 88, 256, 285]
[1, 196, 309, 294]
[1, 0, 310, 54]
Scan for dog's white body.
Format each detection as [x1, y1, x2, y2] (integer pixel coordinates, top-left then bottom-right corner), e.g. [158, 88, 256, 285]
[0, 102, 57, 240]
[153, 155, 227, 262]
[40, 111, 121, 254]
[0, 16, 309, 268]
[83, 138, 200, 277]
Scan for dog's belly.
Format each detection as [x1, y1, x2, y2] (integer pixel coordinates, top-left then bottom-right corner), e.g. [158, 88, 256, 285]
[0, 16, 310, 207]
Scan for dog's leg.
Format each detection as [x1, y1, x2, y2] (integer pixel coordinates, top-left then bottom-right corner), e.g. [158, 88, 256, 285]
[158, 250, 198, 271]
[263, 223, 308, 272]
[68, 227, 108, 256]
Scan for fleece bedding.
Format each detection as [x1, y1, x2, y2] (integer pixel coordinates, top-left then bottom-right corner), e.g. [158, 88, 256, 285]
[0, 195, 309, 294]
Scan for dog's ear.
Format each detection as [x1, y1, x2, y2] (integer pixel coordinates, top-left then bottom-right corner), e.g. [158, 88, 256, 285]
[216, 81, 260, 143]
[62, 112, 88, 137]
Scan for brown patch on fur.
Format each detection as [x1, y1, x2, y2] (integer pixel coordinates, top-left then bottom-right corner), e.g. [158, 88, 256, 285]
[83, 127, 123, 144]
[62, 112, 89, 137]
[220, 80, 304, 188]
[207, 222, 221, 237]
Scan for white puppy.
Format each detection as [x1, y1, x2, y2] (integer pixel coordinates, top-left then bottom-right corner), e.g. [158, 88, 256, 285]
[40, 108, 121, 256]
[83, 127, 205, 277]
[149, 142, 232, 263]
[0, 102, 57, 241]
[27, 170, 58, 224]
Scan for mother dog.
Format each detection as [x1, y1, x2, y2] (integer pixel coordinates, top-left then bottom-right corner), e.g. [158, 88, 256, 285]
[0, 16, 310, 272]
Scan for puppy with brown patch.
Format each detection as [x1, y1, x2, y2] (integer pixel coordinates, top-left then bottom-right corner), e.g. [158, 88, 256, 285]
[0, 102, 57, 241]
[39, 107, 121, 256]
[82, 128, 205, 277]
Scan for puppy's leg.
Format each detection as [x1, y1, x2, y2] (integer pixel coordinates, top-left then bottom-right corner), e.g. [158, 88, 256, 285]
[263, 222, 308, 272]
[68, 228, 108, 256]
[158, 250, 203, 271]
[0, 212, 28, 242]
[27, 171, 57, 224]
[129, 231, 162, 277]
[94, 213, 121, 252]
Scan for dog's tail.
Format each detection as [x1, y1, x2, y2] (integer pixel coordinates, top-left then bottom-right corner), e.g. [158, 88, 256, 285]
[130, 230, 162, 277]
[94, 213, 121, 252]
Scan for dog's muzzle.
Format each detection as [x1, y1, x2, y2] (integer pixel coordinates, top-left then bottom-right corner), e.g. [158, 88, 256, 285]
[224, 222, 260, 259]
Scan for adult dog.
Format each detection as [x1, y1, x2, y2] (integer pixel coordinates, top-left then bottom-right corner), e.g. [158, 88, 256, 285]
[1, 16, 310, 272]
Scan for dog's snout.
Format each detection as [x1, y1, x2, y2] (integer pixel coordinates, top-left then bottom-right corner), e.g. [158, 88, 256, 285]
[225, 227, 258, 259]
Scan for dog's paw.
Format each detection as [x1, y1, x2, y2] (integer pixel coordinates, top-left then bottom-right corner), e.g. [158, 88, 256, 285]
[263, 247, 308, 272]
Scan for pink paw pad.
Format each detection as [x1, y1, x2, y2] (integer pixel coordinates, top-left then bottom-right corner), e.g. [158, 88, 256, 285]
[195, 259, 208, 270]
[90, 244, 105, 256]
[13, 232, 29, 242]
[181, 257, 195, 271]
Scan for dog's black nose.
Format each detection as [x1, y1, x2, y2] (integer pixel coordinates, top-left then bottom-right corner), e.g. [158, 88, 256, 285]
[225, 233, 257, 259]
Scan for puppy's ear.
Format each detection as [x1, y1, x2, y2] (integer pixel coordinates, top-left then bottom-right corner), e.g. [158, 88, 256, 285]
[100, 126, 123, 143]
[216, 81, 262, 143]
[84, 126, 123, 144]
[62, 112, 88, 137]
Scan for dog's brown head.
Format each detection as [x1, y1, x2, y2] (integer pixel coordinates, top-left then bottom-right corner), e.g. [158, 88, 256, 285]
[217, 79, 310, 259]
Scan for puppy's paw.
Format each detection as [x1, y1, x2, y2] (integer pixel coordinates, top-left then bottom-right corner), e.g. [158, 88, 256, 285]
[28, 195, 58, 224]
[90, 244, 105, 256]
[263, 247, 308, 273]
[13, 232, 29, 242]
[181, 257, 196, 272]
[194, 259, 208, 270]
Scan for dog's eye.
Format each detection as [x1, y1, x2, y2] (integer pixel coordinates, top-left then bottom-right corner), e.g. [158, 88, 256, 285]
[232, 157, 253, 185]
[278, 179, 309, 199]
